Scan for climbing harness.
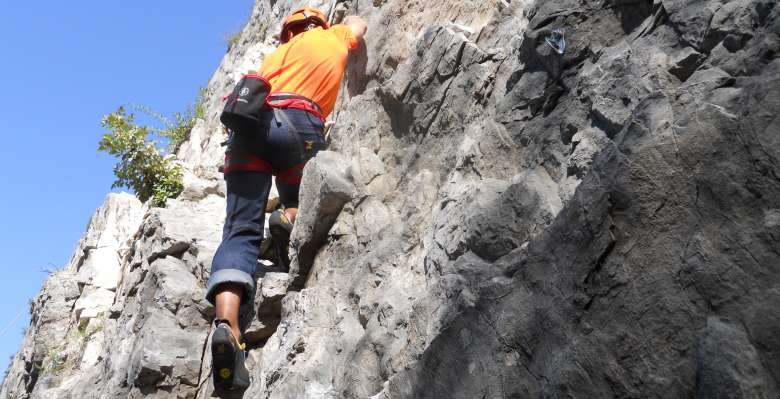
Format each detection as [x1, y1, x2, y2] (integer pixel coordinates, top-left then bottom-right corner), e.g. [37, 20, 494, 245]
[266, 92, 325, 123]
[220, 7, 329, 180]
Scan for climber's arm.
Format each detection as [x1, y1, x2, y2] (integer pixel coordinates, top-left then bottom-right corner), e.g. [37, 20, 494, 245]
[343, 15, 367, 42]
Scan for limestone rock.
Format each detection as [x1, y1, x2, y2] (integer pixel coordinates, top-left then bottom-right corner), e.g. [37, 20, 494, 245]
[4, 0, 780, 398]
[568, 128, 610, 178]
[695, 317, 774, 398]
[244, 272, 291, 345]
[288, 151, 356, 290]
[669, 46, 706, 81]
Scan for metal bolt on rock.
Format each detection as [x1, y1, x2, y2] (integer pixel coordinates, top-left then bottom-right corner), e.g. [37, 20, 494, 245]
[546, 28, 566, 55]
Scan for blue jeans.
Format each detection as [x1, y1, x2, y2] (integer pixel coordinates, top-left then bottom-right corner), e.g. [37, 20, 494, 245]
[206, 108, 325, 304]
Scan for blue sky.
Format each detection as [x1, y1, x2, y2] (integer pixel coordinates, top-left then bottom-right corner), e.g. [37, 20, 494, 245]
[0, 0, 255, 377]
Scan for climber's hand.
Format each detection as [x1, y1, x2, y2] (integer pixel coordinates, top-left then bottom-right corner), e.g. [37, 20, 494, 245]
[324, 120, 336, 142]
[343, 16, 367, 42]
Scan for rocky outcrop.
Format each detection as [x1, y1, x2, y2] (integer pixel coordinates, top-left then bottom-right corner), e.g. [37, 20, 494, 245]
[1, 193, 144, 398]
[3, 0, 779, 398]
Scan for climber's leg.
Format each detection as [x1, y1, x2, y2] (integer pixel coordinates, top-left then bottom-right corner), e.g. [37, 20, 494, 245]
[206, 170, 273, 322]
[207, 170, 270, 394]
[264, 107, 326, 270]
[211, 313, 250, 393]
[211, 283, 250, 393]
[275, 180, 300, 220]
[267, 180, 301, 270]
[214, 284, 243, 341]
[276, 180, 301, 216]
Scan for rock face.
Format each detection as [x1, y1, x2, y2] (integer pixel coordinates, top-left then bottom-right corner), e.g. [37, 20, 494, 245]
[1, 193, 144, 398]
[3, 0, 780, 398]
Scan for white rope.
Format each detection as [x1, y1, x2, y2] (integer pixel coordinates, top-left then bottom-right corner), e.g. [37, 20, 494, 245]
[0, 306, 27, 339]
[327, 0, 338, 24]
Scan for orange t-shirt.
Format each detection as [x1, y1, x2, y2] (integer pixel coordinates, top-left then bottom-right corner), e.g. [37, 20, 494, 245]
[260, 25, 358, 118]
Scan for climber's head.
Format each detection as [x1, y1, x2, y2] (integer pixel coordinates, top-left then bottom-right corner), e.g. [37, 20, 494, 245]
[280, 7, 330, 43]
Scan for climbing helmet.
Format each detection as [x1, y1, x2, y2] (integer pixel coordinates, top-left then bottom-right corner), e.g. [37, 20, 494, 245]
[280, 7, 330, 43]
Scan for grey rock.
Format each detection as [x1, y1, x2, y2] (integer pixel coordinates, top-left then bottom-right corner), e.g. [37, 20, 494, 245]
[669, 46, 706, 81]
[568, 128, 610, 178]
[148, 256, 206, 316]
[244, 272, 291, 345]
[288, 151, 356, 290]
[695, 317, 775, 398]
[4, 0, 780, 398]
[179, 170, 226, 202]
[662, 0, 718, 51]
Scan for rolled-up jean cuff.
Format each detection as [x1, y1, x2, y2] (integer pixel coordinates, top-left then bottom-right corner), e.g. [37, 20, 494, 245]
[205, 269, 256, 305]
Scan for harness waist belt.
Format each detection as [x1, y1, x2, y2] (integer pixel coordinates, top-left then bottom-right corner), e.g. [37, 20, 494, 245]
[266, 92, 325, 122]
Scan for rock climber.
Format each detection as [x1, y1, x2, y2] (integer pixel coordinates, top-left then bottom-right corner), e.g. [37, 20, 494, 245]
[204, 7, 367, 395]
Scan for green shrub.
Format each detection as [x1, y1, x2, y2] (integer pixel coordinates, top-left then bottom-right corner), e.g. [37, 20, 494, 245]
[77, 314, 105, 339]
[226, 31, 241, 50]
[99, 90, 205, 207]
[98, 107, 184, 207]
[36, 346, 73, 376]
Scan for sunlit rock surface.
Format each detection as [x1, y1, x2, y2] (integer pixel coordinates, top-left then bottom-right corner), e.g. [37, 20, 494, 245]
[3, 0, 779, 398]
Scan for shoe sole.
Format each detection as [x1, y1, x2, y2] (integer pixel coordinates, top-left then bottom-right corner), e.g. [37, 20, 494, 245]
[212, 326, 237, 392]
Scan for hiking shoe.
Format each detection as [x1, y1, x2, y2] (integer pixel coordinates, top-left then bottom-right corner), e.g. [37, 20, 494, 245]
[211, 322, 250, 396]
[268, 210, 293, 271]
[259, 236, 278, 262]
